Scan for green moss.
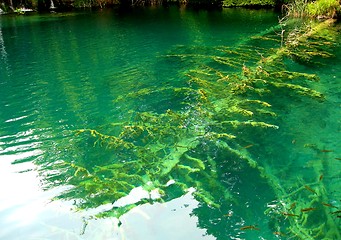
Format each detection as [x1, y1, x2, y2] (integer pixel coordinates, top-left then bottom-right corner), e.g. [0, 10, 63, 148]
[283, 0, 341, 18]
[307, 0, 341, 18]
[222, 0, 276, 7]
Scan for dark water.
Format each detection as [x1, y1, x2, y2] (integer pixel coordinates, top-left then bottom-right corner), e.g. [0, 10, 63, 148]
[0, 7, 340, 240]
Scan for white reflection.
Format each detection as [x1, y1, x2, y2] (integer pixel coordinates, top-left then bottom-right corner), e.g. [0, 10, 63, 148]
[5, 115, 29, 123]
[113, 187, 148, 207]
[0, 151, 214, 240]
[0, 20, 9, 73]
[0, 150, 82, 239]
[0, 129, 41, 155]
[116, 188, 215, 240]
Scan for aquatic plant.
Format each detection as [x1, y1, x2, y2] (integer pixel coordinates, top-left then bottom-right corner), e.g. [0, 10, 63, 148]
[38, 18, 340, 239]
[222, 0, 275, 7]
[282, 0, 308, 18]
[307, 0, 341, 18]
[283, 0, 341, 18]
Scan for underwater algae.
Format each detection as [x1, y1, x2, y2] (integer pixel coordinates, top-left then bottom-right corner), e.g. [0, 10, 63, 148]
[40, 18, 340, 239]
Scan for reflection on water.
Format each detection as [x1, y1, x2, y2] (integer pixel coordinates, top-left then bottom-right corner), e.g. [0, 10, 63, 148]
[0, 154, 208, 240]
[0, 20, 10, 81]
[0, 23, 8, 62]
[0, 137, 213, 239]
[0, 7, 340, 240]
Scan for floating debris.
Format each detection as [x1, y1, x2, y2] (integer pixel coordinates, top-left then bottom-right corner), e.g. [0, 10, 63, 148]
[273, 231, 286, 236]
[304, 185, 317, 194]
[282, 212, 300, 217]
[321, 202, 337, 208]
[289, 202, 296, 210]
[320, 149, 333, 153]
[240, 225, 260, 231]
[301, 208, 317, 212]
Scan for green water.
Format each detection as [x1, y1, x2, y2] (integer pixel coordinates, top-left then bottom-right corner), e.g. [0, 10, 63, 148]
[0, 7, 340, 240]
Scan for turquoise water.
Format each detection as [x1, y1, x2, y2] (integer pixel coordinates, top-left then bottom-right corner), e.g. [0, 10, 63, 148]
[0, 7, 340, 240]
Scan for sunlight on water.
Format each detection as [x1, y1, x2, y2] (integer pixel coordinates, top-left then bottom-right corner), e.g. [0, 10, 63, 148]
[0, 150, 212, 239]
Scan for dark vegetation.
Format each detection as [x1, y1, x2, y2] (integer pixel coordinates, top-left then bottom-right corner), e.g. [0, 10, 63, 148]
[0, 0, 320, 12]
[1, 0, 340, 20]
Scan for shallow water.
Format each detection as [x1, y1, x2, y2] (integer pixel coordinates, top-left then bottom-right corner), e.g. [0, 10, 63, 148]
[0, 7, 340, 240]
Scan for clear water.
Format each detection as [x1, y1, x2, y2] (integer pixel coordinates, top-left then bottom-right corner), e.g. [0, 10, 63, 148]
[0, 7, 340, 240]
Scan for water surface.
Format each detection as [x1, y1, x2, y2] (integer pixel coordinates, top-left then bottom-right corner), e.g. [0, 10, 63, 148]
[0, 7, 340, 240]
